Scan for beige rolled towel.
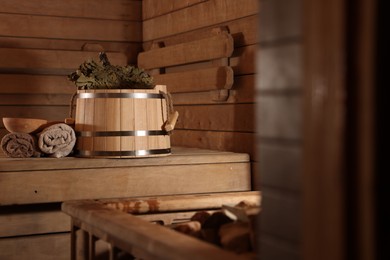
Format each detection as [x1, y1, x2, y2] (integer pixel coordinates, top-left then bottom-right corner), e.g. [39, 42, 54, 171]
[38, 123, 76, 158]
[1, 132, 41, 158]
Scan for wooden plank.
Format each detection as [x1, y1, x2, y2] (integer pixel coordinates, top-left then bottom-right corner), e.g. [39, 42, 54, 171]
[171, 74, 256, 105]
[0, 147, 249, 172]
[0, 233, 69, 260]
[0, 163, 251, 205]
[138, 32, 234, 69]
[134, 89, 148, 151]
[0, 94, 71, 106]
[63, 201, 248, 260]
[0, 0, 141, 21]
[146, 44, 256, 77]
[105, 90, 121, 153]
[143, 15, 259, 49]
[175, 104, 255, 132]
[74, 90, 86, 152]
[101, 191, 261, 214]
[303, 0, 347, 259]
[0, 74, 74, 94]
[0, 37, 141, 63]
[143, 0, 207, 20]
[0, 106, 69, 128]
[0, 207, 70, 237]
[92, 90, 107, 153]
[143, 0, 259, 41]
[171, 130, 256, 158]
[155, 66, 233, 93]
[0, 13, 141, 42]
[0, 48, 128, 74]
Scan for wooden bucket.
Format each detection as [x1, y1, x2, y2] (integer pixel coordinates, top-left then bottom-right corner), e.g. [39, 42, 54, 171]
[74, 85, 172, 158]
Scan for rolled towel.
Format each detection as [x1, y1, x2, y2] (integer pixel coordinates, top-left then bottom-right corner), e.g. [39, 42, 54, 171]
[1, 132, 41, 158]
[38, 123, 76, 158]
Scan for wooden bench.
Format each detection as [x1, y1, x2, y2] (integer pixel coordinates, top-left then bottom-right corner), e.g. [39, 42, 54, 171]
[0, 147, 251, 259]
[62, 191, 260, 260]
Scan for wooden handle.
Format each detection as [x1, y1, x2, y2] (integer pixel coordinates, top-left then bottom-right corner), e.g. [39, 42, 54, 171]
[164, 111, 179, 132]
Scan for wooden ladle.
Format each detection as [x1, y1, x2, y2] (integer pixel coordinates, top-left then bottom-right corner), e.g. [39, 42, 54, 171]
[2, 117, 48, 134]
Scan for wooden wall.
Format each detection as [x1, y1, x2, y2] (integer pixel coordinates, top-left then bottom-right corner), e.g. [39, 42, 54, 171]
[256, 0, 303, 259]
[0, 0, 259, 162]
[142, 0, 259, 160]
[0, 0, 142, 139]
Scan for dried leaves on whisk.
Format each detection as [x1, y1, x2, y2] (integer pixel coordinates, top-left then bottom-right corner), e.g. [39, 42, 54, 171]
[68, 52, 154, 90]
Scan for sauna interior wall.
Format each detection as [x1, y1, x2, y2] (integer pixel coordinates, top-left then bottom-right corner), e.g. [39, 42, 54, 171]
[0, 0, 142, 139]
[142, 0, 259, 161]
[0, 0, 258, 163]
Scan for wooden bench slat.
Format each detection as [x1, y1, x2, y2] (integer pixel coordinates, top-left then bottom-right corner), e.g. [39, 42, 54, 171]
[62, 198, 252, 260]
[0, 208, 69, 237]
[0, 233, 70, 260]
[138, 32, 234, 70]
[0, 162, 250, 205]
[100, 191, 261, 214]
[0, 147, 249, 171]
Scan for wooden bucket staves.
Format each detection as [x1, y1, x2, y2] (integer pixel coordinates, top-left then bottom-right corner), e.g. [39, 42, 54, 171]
[74, 85, 177, 158]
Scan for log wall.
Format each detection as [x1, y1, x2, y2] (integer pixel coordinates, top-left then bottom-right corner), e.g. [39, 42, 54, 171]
[0, 0, 142, 139]
[142, 0, 259, 160]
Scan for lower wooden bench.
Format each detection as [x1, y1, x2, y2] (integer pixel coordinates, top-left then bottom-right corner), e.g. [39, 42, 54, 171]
[62, 191, 261, 260]
[0, 147, 252, 260]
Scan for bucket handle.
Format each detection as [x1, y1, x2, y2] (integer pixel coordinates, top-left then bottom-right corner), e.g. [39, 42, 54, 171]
[64, 91, 78, 125]
[160, 90, 179, 132]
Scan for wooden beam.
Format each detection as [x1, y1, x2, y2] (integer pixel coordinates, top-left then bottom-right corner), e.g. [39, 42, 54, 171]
[303, 0, 347, 259]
